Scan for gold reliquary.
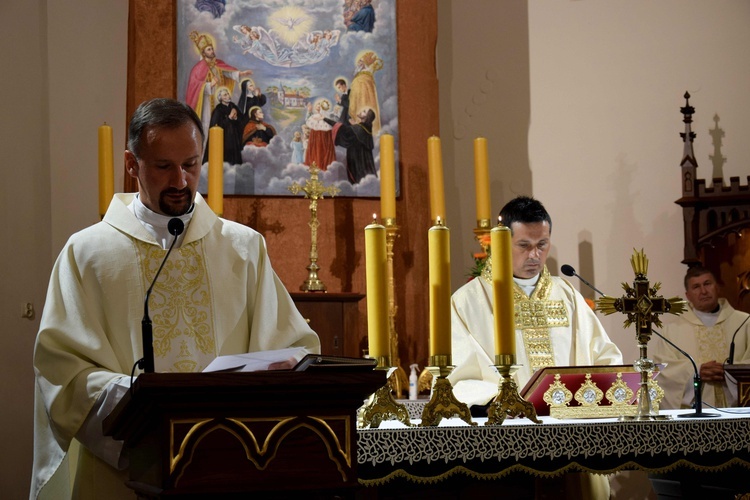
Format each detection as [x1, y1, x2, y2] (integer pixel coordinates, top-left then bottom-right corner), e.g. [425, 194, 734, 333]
[520, 365, 664, 419]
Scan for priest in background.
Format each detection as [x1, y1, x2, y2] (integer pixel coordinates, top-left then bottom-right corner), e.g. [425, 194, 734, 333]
[651, 265, 750, 409]
[449, 195, 622, 405]
[449, 195, 623, 499]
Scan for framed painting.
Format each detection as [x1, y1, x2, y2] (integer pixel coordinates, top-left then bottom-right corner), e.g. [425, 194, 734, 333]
[176, 0, 400, 198]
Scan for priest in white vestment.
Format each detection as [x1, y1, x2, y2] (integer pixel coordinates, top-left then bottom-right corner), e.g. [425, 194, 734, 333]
[448, 196, 622, 406]
[448, 196, 623, 500]
[651, 266, 750, 409]
[31, 99, 320, 499]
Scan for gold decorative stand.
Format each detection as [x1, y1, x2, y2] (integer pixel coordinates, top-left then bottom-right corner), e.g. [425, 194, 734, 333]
[486, 354, 542, 425]
[384, 217, 408, 397]
[288, 163, 340, 292]
[596, 249, 686, 420]
[359, 358, 412, 428]
[420, 355, 476, 427]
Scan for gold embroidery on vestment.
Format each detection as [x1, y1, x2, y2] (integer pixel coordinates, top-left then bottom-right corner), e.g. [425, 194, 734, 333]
[697, 323, 728, 407]
[514, 267, 569, 371]
[137, 240, 216, 372]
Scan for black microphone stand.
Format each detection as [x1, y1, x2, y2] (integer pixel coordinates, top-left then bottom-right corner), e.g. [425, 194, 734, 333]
[138, 218, 184, 373]
[652, 329, 718, 418]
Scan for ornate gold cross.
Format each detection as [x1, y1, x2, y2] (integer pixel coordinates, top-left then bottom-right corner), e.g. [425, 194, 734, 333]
[596, 249, 686, 344]
[288, 163, 340, 291]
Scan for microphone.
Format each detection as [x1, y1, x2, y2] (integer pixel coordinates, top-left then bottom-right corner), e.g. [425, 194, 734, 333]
[651, 329, 717, 418]
[561, 264, 606, 297]
[138, 218, 185, 373]
[567, 266, 718, 417]
[726, 315, 750, 365]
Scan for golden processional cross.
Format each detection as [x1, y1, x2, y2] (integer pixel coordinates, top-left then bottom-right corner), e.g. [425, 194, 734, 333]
[596, 249, 686, 419]
[288, 163, 340, 292]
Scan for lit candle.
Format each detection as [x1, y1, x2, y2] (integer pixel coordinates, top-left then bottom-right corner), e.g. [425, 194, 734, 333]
[427, 136, 446, 224]
[207, 125, 224, 215]
[365, 218, 389, 361]
[491, 223, 515, 357]
[379, 134, 396, 220]
[473, 137, 491, 223]
[98, 123, 114, 218]
[428, 219, 451, 357]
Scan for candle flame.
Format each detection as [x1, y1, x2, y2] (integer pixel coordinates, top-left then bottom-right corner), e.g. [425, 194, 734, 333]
[372, 213, 377, 223]
[436, 215, 442, 225]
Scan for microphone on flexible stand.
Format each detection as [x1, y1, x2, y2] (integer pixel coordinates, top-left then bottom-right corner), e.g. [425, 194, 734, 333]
[725, 316, 750, 365]
[651, 329, 717, 418]
[561, 264, 606, 297]
[561, 263, 718, 418]
[138, 218, 185, 373]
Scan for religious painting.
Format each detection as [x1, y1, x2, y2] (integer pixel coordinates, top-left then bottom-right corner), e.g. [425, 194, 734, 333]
[176, 0, 400, 198]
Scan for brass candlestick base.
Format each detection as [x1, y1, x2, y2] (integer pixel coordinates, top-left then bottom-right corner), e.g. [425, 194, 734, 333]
[301, 261, 326, 292]
[420, 356, 476, 427]
[360, 362, 412, 428]
[486, 355, 542, 425]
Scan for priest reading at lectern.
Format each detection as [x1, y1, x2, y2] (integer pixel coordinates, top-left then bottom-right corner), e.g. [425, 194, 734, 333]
[448, 196, 623, 407]
[31, 98, 320, 499]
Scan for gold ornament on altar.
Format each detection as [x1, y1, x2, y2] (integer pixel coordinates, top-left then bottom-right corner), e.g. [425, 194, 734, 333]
[542, 372, 663, 419]
[595, 249, 686, 420]
[288, 163, 340, 292]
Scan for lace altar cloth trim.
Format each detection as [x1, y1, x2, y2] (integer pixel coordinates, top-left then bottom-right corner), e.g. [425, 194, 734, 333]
[356, 411, 750, 485]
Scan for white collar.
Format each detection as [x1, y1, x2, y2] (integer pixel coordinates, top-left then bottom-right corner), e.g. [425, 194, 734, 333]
[128, 194, 194, 249]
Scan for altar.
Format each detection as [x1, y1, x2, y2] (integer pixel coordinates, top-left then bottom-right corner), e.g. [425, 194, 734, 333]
[356, 407, 750, 497]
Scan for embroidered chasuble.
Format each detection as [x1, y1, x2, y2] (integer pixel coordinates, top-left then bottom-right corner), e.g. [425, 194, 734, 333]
[32, 193, 320, 500]
[651, 299, 750, 409]
[513, 267, 570, 371]
[449, 266, 622, 407]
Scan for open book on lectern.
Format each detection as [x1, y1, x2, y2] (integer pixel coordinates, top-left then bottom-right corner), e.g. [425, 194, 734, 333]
[519, 364, 662, 416]
[202, 347, 377, 373]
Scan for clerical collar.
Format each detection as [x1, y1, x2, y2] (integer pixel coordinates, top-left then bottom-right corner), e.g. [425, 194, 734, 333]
[514, 273, 540, 296]
[128, 194, 194, 249]
[693, 304, 721, 328]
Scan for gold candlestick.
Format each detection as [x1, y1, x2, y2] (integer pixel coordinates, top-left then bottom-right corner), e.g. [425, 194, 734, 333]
[486, 354, 542, 425]
[420, 355, 476, 427]
[359, 360, 412, 428]
[288, 163, 340, 292]
[384, 218, 408, 397]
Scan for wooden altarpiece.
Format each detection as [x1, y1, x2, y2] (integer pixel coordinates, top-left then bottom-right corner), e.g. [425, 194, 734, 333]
[103, 369, 385, 498]
[675, 92, 750, 313]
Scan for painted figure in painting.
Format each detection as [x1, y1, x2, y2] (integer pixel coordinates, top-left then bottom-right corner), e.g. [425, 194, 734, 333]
[237, 78, 267, 129]
[290, 130, 304, 164]
[334, 78, 350, 123]
[349, 50, 383, 135]
[203, 87, 244, 165]
[347, 0, 376, 33]
[185, 31, 252, 144]
[242, 106, 277, 147]
[304, 99, 336, 170]
[325, 107, 377, 184]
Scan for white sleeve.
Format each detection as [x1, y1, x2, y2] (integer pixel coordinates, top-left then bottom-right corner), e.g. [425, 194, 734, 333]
[74, 375, 131, 470]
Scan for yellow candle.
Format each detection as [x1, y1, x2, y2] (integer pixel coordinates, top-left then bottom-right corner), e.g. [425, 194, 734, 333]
[365, 221, 389, 361]
[473, 137, 491, 222]
[207, 125, 224, 215]
[98, 123, 114, 218]
[491, 224, 515, 357]
[379, 134, 396, 220]
[428, 220, 451, 357]
[427, 136, 446, 224]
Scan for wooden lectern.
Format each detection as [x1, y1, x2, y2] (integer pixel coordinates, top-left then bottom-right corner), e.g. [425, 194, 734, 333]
[725, 364, 750, 406]
[103, 369, 385, 498]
